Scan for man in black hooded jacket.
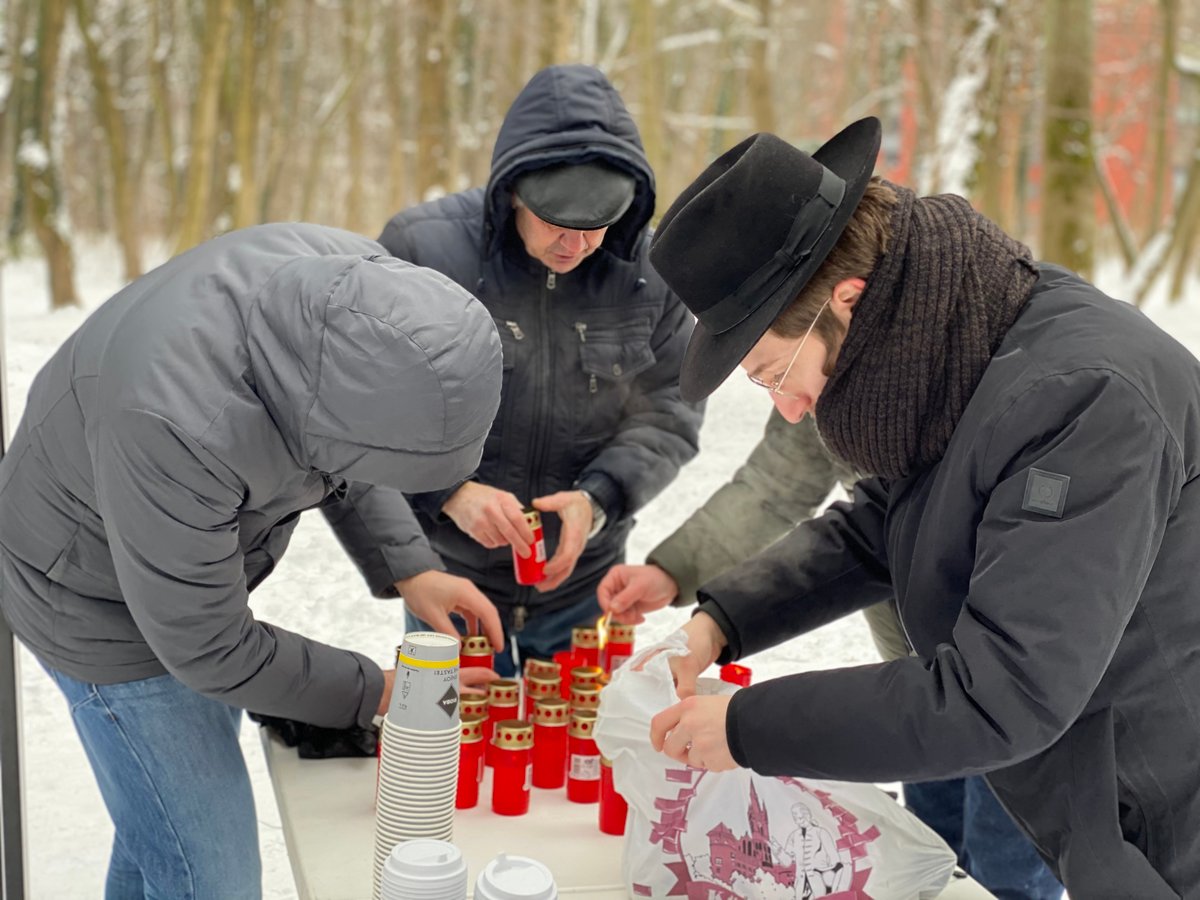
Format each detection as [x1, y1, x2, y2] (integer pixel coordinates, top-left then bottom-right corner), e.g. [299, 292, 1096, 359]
[378, 65, 702, 673]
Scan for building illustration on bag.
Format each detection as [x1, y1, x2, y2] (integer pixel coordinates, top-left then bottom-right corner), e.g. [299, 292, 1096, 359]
[639, 770, 880, 899]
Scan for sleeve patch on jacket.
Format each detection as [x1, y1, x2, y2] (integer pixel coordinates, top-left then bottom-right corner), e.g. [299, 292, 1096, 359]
[1022, 468, 1070, 518]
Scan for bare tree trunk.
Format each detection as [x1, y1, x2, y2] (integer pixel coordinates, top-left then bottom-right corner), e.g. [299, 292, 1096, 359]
[73, 0, 142, 279]
[253, 0, 286, 221]
[416, 0, 449, 198]
[229, 0, 261, 230]
[1040, 0, 1094, 278]
[384, 0, 409, 210]
[15, 0, 78, 308]
[150, 0, 180, 230]
[633, 0, 664, 178]
[1145, 0, 1177, 239]
[537, 0, 569, 68]
[747, 0, 776, 134]
[262, 0, 308, 222]
[341, 0, 365, 232]
[174, 0, 235, 254]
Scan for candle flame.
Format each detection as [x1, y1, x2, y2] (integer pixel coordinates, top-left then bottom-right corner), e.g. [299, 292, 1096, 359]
[596, 611, 611, 650]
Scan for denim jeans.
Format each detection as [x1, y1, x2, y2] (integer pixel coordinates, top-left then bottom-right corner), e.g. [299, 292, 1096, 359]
[905, 776, 1063, 900]
[42, 664, 261, 900]
[405, 591, 602, 678]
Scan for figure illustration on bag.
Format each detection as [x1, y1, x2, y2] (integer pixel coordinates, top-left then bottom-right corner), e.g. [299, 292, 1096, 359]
[772, 802, 850, 898]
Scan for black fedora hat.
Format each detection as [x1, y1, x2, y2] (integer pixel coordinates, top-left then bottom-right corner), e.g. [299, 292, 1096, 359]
[650, 117, 881, 401]
[514, 160, 637, 230]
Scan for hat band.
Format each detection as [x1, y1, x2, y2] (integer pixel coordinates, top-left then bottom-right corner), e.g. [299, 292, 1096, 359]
[699, 166, 847, 335]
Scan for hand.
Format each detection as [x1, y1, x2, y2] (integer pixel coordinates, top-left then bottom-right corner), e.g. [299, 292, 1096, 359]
[395, 570, 505, 652]
[598, 564, 679, 624]
[376, 666, 500, 716]
[531, 490, 592, 592]
[650, 693, 737, 772]
[459, 666, 499, 696]
[669, 612, 728, 700]
[443, 482, 535, 557]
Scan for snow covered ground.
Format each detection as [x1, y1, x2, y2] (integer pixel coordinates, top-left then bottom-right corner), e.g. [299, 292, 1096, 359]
[2, 239, 1195, 898]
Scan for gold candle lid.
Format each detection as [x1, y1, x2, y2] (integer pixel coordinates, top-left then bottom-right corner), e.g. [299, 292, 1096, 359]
[570, 665, 604, 686]
[493, 719, 534, 750]
[460, 713, 486, 743]
[608, 623, 635, 643]
[487, 679, 520, 706]
[460, 695, 489, 718]
[462, 635, 494, 656]
[525, 658, 559, 680]
[568, 708, 597, 739]
[532, 697, 570, 726]
[571, 626, 600, 649]
[523, 508, 542, 528]
[569, 684, 602, 710]
[526, 674, 560, 698]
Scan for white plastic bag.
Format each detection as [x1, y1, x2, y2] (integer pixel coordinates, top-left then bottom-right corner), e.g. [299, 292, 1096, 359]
[595, 631, 958, 899]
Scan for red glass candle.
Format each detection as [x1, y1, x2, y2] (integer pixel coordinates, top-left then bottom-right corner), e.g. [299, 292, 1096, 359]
[524, 674, 560, 719]
[462, 635, 495, 670]
[525, 658, 559, 681]
[485, 679, 520, 766]
[567, 709, 601, 804]
[720, 663, 753, 687]
[490, 720, 534, 816]
[531, 698, 570, 789]
[456, 714, 486, 809]
[569, 683, 601, 714]
[602, 623, 635, 673]
[554, 650, 582, 699]
[599, 756, 628, 835]
[513, 508, 547, 585]
[571, 626, 601, 668]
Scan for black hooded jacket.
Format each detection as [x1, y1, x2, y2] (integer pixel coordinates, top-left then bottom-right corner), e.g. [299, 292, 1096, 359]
[378, 65, 703, 618]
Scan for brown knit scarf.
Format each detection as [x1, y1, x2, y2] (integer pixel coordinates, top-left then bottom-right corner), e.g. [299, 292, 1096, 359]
[814, 184, 1039, 480]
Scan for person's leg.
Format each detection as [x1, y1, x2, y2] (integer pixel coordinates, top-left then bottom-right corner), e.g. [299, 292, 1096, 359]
[44, 665, 261, 900]
[961, 775, 1063, 900]
[514, 592, 602, 664]
[903, 777, 967, 862]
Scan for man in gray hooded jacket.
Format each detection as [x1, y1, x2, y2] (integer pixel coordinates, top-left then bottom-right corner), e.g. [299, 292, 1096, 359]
[0, 222, 505, 898]
[379, 65, 702, 673]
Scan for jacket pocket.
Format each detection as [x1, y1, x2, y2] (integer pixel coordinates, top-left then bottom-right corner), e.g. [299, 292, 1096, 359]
[574, 320, 656, 439]
[489, 317, 522, 439]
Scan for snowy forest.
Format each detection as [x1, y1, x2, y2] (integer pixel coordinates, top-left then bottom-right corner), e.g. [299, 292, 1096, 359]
[1, 0, 1198, 309]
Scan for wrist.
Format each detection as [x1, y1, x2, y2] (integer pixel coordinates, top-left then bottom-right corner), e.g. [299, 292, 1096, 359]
[578, 489, 606, 539]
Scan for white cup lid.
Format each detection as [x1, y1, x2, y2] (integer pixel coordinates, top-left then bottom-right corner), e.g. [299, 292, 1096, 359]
[384, 839, 466, 880]
[474, 853, 557, 900]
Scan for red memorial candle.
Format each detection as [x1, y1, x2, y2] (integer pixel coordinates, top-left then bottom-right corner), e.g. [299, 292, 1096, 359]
[599, 755, 628, 835]
[490, 720, 534, 817]
[485, 679, 520, 766]
[531, 697, 571, 790]
[513, 509, 547, 585]
[567, 709, 601, 804]
[571, 626, 601, 668]
[602, 623, 635, 673]
[456, 714, 486, 809]
[461, 635, 495, 670]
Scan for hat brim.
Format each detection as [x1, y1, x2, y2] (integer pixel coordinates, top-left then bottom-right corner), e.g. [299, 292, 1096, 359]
[678, 118, 882, 402]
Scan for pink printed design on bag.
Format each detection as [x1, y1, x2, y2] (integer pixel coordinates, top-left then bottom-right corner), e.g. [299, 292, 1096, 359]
[633, 767, 882, 899]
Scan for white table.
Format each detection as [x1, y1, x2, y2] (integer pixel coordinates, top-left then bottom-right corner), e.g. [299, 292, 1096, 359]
[260, 728, 995, 899]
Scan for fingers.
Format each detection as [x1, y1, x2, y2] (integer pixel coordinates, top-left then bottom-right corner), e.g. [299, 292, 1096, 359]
[537, 527, 584, 592]
[596, 567, 623, 609]
[456, 588, 506, 653]
[649, 703, 683, 753]
[492, 495, 534, 557]
[459, 666, 499, 695]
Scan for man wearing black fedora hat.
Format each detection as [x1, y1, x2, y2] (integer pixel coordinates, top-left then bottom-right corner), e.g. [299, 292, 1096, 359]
[645, 117, 1200, 898]
[376, 64, 701, 674]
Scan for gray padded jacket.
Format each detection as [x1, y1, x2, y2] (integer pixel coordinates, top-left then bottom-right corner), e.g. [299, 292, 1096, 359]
[0, 223, 502, 729]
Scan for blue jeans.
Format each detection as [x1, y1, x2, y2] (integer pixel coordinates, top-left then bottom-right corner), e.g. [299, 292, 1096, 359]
[42, 664, 261, 900]
[905, 776, 1062, 900]
[405, 591, 602, 678]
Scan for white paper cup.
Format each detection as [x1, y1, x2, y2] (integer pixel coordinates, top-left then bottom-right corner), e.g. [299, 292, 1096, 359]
[474, 853, 557, 900]
[388, 633, 462, 731]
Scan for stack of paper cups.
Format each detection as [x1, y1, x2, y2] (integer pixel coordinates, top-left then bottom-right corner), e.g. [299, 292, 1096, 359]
[373, 632, 462, 900]
[474, 853, 558, 900]
[378, 839, 468, 900]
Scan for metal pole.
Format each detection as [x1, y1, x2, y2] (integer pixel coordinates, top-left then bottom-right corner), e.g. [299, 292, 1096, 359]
[0, 251, 26, 898]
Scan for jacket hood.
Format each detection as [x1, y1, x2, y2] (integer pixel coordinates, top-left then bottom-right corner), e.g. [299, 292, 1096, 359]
[249, 255, 502, 491]
[485, 64, 655, 262]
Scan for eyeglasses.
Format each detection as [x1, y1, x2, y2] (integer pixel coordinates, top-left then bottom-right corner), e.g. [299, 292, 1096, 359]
[746, 297, 831, 400]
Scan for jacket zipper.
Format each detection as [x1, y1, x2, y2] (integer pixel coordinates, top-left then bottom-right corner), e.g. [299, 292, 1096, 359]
[575, 322, 597, 393]
[505, 320, 525, 341]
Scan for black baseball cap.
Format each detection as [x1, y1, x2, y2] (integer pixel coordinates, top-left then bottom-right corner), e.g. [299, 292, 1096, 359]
[514, 160, 637, 230]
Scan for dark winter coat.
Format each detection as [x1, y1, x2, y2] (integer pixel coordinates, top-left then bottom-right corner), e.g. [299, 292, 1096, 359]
[378, 65, 702, 621]
[699, 266, 1200, 897]
[0, 223, 502, 729]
